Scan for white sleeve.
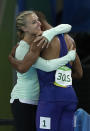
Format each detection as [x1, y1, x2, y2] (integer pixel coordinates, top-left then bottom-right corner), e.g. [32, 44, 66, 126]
[32, 50, 76, 72]
[42, 24, 72, 42]
[15, 43, 29, 60]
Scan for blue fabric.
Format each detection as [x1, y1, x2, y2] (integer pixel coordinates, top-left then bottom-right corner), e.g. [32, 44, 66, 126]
[37, 34, 78, 102]
[36, 101, 77, 131]
[74, 108, 90, 131]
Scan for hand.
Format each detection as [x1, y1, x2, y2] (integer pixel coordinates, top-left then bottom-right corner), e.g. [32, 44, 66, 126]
[10, 44, 19, 57]
[33, 35, 49, 48]
[30, 37, 45, 52]
[8, 44, 19, 64]
[68, 50, 76, 61]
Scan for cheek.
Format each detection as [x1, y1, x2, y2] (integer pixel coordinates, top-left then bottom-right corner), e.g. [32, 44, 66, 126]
[30, 24, 37, 29]
[28, 24, 41, 34]
[33, 24, 38, 29]
[32, 25, 39, 33]
[27, 25, 35, 32]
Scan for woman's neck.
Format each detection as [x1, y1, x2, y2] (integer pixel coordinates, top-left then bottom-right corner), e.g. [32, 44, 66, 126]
[23, 34, 36, 45]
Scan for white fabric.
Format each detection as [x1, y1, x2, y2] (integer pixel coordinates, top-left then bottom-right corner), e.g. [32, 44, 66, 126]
[42, 24, 72, 42]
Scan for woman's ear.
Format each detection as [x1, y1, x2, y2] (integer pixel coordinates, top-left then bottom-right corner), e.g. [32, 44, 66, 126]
[21, 26, 27, 32]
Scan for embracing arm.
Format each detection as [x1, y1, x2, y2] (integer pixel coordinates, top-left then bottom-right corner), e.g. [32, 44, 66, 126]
[8, 13, 72, 73]
[8, 43, 76, 73]
[8, 49, 40, 73]
[32, 50, 76, 72]
[8, 40, 42, 73]
[35, 11, 72, 42]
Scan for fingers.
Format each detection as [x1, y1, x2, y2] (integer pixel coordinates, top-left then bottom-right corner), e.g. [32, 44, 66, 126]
[42, 40, 49, 49]
[45, 42, 49, 48]
[34, 36, 43, 43]
[36, 31, 42, 37]
[37, 37, 47, 48]
[34, 35, 49, 49]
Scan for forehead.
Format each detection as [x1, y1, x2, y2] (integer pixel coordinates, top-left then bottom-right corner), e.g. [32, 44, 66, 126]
[25, 13, 38, 23]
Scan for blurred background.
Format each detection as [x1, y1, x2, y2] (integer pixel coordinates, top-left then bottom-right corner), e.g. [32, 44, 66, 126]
[0, 0, 90, 130]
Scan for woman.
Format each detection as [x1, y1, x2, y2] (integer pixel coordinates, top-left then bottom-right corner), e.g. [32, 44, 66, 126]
[9, 11, 76, 131]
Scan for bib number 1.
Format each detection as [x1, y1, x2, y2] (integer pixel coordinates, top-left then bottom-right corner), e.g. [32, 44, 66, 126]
[40, 117, 51, 129]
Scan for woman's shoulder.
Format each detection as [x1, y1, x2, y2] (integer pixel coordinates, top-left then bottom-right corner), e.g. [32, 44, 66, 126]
[18, 40, 30, 48]
[15, 40, 30, 60]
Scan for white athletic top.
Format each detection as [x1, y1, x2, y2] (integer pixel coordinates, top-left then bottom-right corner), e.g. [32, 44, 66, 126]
[10, 40, 39, 105]
[10, 40, 76, 105]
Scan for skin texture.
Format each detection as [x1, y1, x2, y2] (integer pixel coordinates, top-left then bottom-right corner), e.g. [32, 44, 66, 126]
[8, 12, 83, 79]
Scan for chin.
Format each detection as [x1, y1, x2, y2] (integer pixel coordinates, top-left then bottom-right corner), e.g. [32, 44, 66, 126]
[36, 30, 42, 34]
[32, 32, 41, 36]
[37, 27, 41, 31]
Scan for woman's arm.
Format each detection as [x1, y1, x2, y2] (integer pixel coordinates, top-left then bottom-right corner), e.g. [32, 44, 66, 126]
[35, 11, 72, 42]
[32, 50, 76, 72]
[8, 44, 76, 73]
[8, 12, 72, 73]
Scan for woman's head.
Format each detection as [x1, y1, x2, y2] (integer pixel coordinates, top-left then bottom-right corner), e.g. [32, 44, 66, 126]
[16, 11, 41, 41]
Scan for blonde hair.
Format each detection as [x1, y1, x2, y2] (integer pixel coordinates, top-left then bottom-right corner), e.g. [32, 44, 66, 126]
[16, 11, 34, 41]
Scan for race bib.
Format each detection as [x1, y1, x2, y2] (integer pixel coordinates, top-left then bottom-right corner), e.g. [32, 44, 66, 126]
[55, 66, 72, 87]
[40, 117, 51, 129]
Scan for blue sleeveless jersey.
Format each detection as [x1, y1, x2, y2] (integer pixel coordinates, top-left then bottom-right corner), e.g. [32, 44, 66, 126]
[37, 34, 78, 102]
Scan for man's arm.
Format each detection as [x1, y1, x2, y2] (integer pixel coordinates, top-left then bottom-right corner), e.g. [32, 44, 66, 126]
[32, 49, 76, 72]
[72, 53, 83, 79]
[8, 39, 43, 73]
[8, 11, 72, 73]
[8, 48, 40, 73]
[8, 37, 76, 73]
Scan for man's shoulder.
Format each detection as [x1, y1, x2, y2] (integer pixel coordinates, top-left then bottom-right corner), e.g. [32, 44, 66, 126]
[64, 34, 76, 49]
